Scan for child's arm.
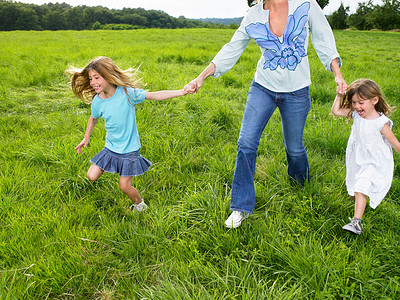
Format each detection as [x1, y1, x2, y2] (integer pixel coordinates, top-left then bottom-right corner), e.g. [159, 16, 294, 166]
[331, 94, 350, 117]
[75, 116, 98, 154]
[145, 89, 190, 101]
[381, 124, 400, 155]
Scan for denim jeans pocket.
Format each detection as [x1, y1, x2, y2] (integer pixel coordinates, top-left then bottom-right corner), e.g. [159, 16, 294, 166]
[289, 86, 309, 98]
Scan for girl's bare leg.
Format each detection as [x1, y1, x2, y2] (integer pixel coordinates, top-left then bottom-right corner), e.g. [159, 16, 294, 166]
[119, 176, 142, 204]
[87, 164, 104, 182]
[343, 192, 364, 234]
[354, 192, 367, 219]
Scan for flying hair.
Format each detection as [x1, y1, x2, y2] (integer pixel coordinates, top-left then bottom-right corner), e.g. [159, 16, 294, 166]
[65, 56, 144, 104]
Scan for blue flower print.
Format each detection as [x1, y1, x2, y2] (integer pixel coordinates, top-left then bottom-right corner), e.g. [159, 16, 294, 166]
[245, 2, 310, 71]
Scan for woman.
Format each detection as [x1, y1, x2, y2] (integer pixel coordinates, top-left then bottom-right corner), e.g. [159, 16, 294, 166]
[186, 0, 347, 228]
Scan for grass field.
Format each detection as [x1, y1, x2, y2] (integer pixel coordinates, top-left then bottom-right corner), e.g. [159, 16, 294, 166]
[0, 28, 400, 299]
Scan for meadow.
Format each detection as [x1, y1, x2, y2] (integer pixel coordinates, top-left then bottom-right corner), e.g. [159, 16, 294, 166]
[0, 28, 399, 299]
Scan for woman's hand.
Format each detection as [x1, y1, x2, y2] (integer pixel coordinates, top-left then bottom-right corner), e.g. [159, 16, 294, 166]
[185, 62, 216, 95]
[331, 58, 347, 96]
[184, 78, 204, 95]
[335, 76, 347, 97]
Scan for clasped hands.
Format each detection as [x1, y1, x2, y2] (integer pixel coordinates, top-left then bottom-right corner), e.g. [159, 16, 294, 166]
[184, 78, 202, 95]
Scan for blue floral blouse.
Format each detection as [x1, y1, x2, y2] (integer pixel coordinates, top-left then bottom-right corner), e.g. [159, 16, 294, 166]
[212, 0, 341, 92]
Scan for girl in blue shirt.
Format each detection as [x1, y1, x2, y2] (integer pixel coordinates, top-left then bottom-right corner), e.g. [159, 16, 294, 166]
[67, 56, 191, 214]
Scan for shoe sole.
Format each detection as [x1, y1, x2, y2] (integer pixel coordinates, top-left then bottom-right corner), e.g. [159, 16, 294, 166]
[130, 204, 148, 214]
[342, 225, 361, 235]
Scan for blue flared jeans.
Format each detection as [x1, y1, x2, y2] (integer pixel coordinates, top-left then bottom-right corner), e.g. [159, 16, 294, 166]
[230, 80, 311, 214]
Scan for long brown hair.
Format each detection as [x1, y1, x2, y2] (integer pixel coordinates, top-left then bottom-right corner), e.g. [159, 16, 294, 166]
[66, 56, 143, 104]
[341, 78, 394, 120]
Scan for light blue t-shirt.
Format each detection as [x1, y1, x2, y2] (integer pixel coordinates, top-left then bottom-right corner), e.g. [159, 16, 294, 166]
[91, 86, 146, 154]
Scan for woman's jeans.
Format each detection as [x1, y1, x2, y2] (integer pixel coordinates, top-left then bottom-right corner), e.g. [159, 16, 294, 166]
[230, 80, 311, 214]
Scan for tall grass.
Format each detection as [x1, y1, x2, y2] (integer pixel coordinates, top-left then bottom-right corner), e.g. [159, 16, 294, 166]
[0, 29, 399, 299]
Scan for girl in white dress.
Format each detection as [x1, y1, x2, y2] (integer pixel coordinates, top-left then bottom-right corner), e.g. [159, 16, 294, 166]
[331, 79, 400, 234]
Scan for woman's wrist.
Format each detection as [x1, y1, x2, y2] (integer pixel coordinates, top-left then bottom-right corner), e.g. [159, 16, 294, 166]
[199, 62, 216, 80]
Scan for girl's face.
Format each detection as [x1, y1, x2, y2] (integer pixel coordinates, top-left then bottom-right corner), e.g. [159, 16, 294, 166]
[88, 69, 115, 98]
[351, 93, 379, 119]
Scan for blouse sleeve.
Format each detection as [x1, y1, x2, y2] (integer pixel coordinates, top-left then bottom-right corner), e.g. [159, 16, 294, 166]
[308, 0, 342, 72]
[211, 19, 252, 78]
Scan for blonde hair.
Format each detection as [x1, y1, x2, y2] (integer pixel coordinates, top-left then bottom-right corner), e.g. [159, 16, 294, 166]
[66, 56, 143, 103]
[341, 78, 394, 120]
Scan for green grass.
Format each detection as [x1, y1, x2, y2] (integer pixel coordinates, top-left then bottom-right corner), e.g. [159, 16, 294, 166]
[0, 28, 400, 299]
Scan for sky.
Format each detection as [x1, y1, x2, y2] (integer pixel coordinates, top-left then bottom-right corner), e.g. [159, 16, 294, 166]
[17, 0, 384, 19]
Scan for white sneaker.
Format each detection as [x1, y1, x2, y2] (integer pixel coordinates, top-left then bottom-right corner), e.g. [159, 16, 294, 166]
[343, 217, 362, 235]
[225, 211, 249, 228]
[130, 200, 148, 214]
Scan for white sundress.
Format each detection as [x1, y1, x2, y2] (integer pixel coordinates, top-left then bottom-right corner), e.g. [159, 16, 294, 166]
[346, 111, 394, 209]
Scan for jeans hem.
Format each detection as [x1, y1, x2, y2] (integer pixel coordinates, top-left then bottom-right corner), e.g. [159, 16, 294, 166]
[229, 207, 254, 214]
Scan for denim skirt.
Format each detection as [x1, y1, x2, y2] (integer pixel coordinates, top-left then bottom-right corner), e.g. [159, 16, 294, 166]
[90, 147, 152, 177]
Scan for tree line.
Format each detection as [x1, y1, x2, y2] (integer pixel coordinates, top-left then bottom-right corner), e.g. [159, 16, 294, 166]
[0, 0, 334, 31]
[0, 0, 228, 31]
[2, 0, 399, 31]
[328, 0, 400, 31]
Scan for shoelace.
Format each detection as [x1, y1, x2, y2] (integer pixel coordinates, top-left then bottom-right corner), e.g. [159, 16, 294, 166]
[349, 217, 361, 230]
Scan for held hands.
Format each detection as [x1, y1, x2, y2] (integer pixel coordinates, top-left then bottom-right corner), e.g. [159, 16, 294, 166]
[184, 78, 203, 95]
[182, 83, 196, 95]
[75, 138, 89, 154]
[183, 62, 215, 95]
[335, 76, 348, 97]
[330, 58, 347, 96]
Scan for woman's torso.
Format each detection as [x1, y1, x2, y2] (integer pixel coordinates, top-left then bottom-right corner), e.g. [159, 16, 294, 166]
[212, 0, 340, 92]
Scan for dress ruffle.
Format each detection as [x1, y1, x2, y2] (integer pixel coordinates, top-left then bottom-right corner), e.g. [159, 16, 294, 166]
[90, 148, 151, 177]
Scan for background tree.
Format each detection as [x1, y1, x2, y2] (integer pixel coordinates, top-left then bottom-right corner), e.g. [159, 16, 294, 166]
[347, 0, 400, 30]
[32, 4, 49, 30]
[317, 0, 329, 9]
[65, 6, 86, 30]
[92, 21, 101, 30]
[328, 3, 349, 29]
[347, 1, 374, 30]
[369, 0, 400, 30]
[15, 6, 41, 30]
[121, 13, 148, 27]
[42, 10, 67, 30]
[90, 7, 115, 25]
[0, 2, 20, 30]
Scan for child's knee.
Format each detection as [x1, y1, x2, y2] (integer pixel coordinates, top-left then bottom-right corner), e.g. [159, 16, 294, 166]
[87, 171, 97, 182]
[119, 181, 130, 194]
[86, 164, 102, 182]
